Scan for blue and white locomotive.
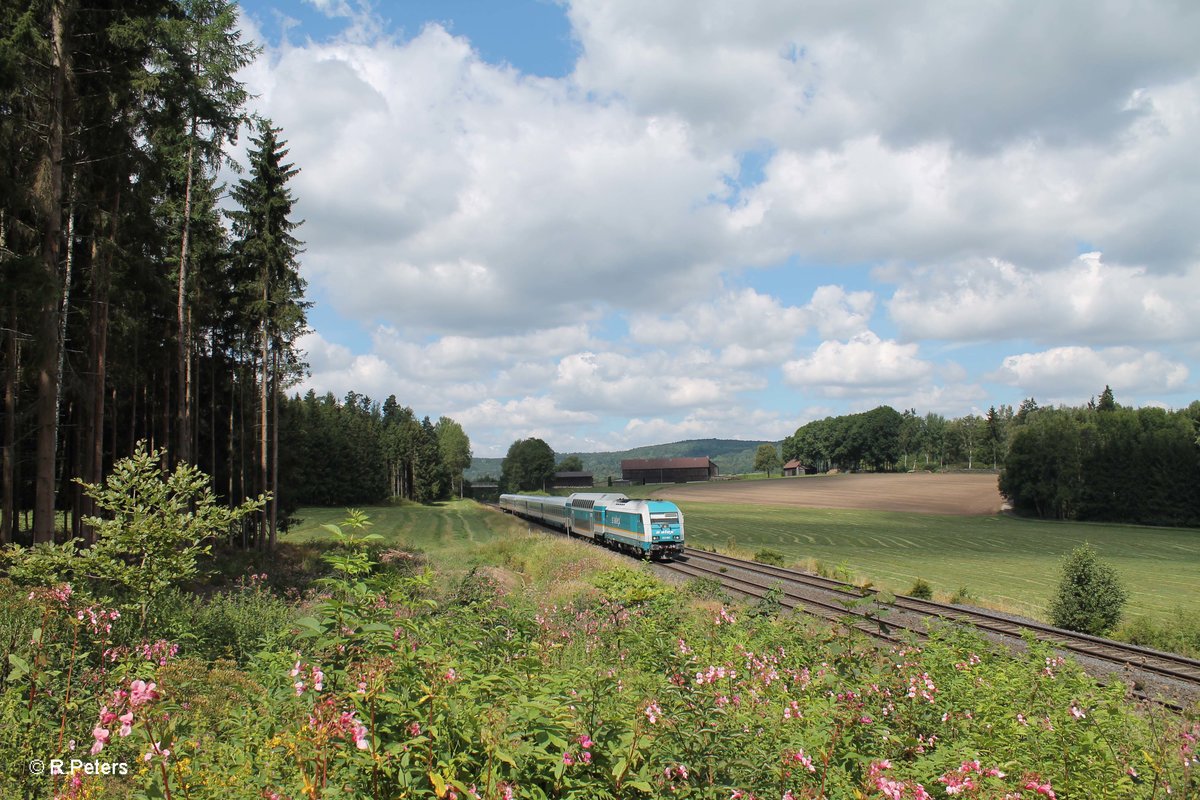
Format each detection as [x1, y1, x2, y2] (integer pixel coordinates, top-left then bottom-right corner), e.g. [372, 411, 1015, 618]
[499, 492, 685, 560]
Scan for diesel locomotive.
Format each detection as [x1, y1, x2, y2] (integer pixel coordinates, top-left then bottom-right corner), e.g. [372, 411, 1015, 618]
[499, 492, 685, 560]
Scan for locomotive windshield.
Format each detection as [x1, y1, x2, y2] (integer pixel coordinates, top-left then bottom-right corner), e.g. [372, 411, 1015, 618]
[650, 513, 679, 523]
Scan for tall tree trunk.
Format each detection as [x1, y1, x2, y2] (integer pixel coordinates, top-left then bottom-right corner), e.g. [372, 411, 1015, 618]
[258, 316, 268, 550]
[269, 349, 278, 550]
[176, 132, 195, 466]
[34, 0, 69, 543]
[2, 210, 15, 544]
[2, 322, 18, 545]
[82, 186, 117, 544]
[54, 181, 75, 496]
[227, 361, 235, 502]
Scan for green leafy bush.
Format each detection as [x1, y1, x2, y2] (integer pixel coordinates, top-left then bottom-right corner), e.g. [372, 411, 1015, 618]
[908, 577, 934, 599]
[2, 443, 264, 629]
[1049, 543, 1129, 635]
[752, 548, 786, 566]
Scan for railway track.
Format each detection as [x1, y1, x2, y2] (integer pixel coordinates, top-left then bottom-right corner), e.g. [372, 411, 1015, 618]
[488, 502, 1200, 707]
[666, 547, 1200, 707]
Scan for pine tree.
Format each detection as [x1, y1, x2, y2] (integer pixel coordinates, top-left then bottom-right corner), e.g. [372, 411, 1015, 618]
[227, 118, 307, 549]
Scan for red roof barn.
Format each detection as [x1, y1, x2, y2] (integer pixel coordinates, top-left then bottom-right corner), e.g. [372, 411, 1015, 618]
[621, 457, 719, 484]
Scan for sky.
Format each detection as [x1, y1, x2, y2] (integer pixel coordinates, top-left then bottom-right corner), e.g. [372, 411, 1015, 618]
[230, 0, 1200, 457]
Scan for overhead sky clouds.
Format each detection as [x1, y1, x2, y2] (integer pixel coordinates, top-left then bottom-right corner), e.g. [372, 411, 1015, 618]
[233, 0, 1200, 456]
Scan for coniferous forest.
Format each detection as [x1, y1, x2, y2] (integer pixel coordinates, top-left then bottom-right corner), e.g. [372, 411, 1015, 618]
[0, 1, 470, 550]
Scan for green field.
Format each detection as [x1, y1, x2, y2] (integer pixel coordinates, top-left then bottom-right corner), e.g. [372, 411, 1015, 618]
[676, 501, 1200, 621]
[285, 497, 1199, 627]
[284, 500, 520, 554]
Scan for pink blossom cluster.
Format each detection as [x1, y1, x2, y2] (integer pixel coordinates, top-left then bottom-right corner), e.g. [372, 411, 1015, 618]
[290, 660, 325, 695]
[77, 605, 120, 635]
[644, 702, 662, 724]
[306, 697, 369, 750]
[143, 740, 171, 763]
[90, 679, 159, 755]
[662, 763, 688, 781]
[715, 606, 736, 626]
[869, 760, 932, 800]
[937, 759, 1005, 795]
[1042, 656, 1066, 678]
[1021, 777, 1057, 798]
[29, 583, 73, 607]
[954, 653, 982, 671]
[785, 748, 816, 774]
[694, 664, 736, 686]
[562, 733, 594, 766]
[1182, 723, 1198, 768]
[139, 639, 179, 666]
[905, 672, 937, 703]
[738, 646, 786, 687]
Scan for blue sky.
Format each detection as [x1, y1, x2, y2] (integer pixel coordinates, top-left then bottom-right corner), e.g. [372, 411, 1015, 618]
[231, 0, 1200, 456]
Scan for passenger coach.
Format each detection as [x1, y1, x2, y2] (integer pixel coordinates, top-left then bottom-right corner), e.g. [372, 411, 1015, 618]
[499, 492, 685, 560]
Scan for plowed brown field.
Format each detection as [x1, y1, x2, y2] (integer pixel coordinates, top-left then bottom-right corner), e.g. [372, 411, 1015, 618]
[652, 472, 1004, 515]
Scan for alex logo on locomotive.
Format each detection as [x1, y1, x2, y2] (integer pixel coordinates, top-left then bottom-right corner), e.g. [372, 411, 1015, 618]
[499, 492, 685, 560]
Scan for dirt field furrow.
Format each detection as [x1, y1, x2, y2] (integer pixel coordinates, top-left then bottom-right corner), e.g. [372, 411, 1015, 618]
[653, 472, 1003, 515]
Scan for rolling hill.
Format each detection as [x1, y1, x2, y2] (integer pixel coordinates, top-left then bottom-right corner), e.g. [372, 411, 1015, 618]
[463, 438, 778, 483]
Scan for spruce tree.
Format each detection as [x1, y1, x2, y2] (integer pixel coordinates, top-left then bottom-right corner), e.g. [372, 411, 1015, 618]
[227, 118, 307, 549]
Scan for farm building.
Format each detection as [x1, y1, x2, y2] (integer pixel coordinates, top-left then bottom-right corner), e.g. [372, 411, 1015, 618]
[783, 459, 817, 477]
[553, 471, 594, 488]
[621, 457, 719, 484]
[469, 482, 500, 502]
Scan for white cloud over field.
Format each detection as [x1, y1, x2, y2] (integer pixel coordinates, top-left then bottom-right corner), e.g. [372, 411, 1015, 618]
[236, 0, 1200, 455]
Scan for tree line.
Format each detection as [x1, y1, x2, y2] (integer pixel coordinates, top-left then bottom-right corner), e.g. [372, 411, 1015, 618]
[782, 405, 1014, 473]
[780, 390, 1200, 527]
[277, 391, 472, 517]
[1000, 392, 1200, 525]
[2, 0, 304, 549]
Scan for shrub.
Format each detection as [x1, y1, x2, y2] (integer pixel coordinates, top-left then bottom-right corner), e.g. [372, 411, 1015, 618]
[908, 578, 933, 599]
[2, 443, 264, 630]
[685, 577, 729, 601]
[1049, 543, 1129, 635]
[753, 549, 786, 566]
[950, 586, 974, 605]
[1114, 610, 1200, 658]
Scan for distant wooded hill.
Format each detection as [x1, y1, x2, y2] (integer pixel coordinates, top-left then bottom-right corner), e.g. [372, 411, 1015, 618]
[464, 438, 778, 483]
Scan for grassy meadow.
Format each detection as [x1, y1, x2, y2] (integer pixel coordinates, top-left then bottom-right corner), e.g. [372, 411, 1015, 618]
[285, 496, 1199, 634]
[283, 499, 630, 596]
[675, 501, 1200, 621]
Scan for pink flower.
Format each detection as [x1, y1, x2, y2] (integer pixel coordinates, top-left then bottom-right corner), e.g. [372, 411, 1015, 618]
[1024, 779, 1057, 798]
[578, 734, 593, 749]
[128, 679, 158, 708]
[143, 742, 171, 763]
[562, 752, 575, 766]
[90, 726, 110, 755]
[790, 749, 816, 772]
[118, 711, 134, 738]
[1070, 705, 1086, 720]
